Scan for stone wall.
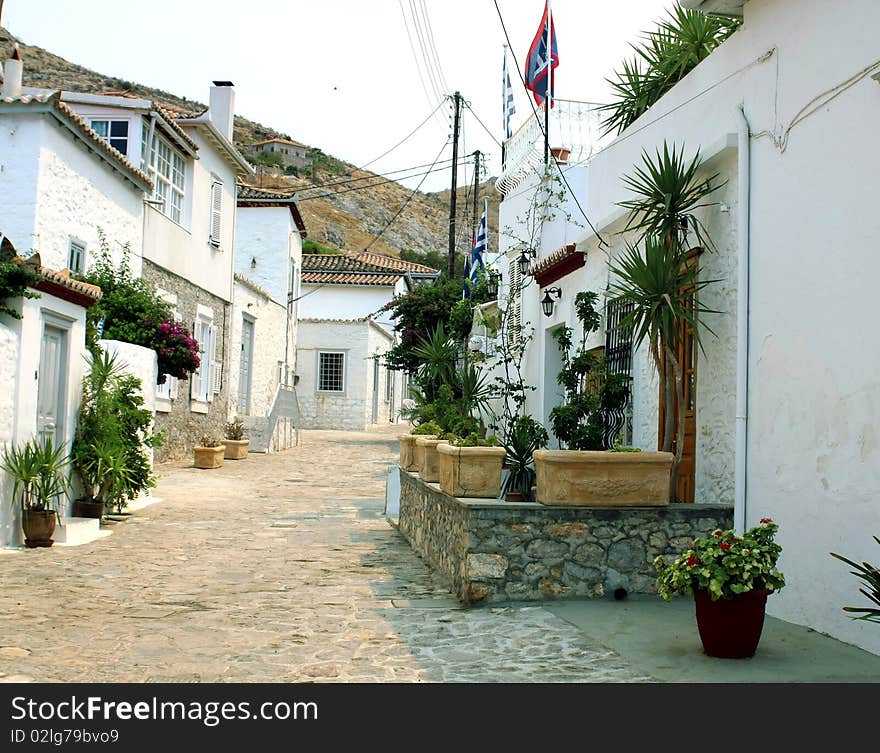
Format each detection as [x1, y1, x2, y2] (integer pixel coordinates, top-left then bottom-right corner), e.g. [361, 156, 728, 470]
[143, 260, 230, 461]
[398, 469, 734, 605]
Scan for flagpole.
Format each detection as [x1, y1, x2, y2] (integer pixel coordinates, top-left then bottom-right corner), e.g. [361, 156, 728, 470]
[544, 0, 551, 166]
[502, 45, 508, 169]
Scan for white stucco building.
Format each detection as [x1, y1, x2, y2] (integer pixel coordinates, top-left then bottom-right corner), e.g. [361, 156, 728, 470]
[229, 187, 307, 451]
[492, 0, 880, 655]
[296, 251, 439, 429]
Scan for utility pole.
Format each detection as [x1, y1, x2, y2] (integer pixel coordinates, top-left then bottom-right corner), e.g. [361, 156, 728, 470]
[471, 150, 481, 242]
[447, 91, 462, 279]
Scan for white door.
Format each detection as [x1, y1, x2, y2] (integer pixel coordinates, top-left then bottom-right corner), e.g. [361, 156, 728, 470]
[37, 322, 69, 447]
[239, 317, 254, 415]
[371, 359, 379, 424]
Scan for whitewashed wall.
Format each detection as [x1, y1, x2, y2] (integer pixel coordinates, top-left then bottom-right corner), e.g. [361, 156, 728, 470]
[298, 279, 404, 333]
[228, 279, 290, 420]
[296, 320, 370, 430]
[495, 0, 880, 654]
[143, 129, 237, 303]
[0, 320, 20, 547]
[0, 114, 144, 272]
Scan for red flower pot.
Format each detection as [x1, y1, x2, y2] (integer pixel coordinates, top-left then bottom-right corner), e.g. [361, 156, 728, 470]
[693, 588, 770, 658]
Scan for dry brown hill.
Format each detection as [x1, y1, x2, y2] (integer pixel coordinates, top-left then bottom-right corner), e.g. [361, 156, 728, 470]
[0, 26, 499, 264]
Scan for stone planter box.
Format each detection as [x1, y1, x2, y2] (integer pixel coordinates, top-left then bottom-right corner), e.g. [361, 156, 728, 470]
[437, 444, 506, 498]
[193, 445, 225, 469]
[534, 450, 673, 507]
[222, 439, 250, 459]
[416, 437, 446, 483]
[398, 434, 419, 471]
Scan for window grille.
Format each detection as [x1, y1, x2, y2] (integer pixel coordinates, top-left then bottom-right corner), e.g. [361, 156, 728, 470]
[603, 296, 635, 447]
[67, 240, 85, 274]
[318, 352, 345, 392]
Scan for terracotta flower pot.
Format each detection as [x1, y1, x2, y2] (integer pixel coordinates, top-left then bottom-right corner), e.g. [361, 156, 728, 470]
[22, 509, 56, 548]
[437, 444, 506, 498]
[193, 445, 225, 469]
[693, 588, 770, 658]
[222, 439, 249, 459]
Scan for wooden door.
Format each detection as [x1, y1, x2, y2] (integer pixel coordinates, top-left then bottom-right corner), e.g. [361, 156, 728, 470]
[658, 263, 698, 503]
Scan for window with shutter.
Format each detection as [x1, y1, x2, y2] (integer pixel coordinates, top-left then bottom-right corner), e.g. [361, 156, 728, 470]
[209, 181, 222, 247]
[209, 323, 221, 397]
[192, 318, 213, 402]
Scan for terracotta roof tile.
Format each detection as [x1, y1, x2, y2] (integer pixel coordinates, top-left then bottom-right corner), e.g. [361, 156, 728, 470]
[529, 243, 580, 277]
[0, 93, 153, 190]
[302, 251, 438, 276]
[301, 271, 399, 286]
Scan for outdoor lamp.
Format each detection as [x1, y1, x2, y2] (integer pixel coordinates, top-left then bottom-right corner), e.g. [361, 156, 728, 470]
[518, 248, 536, 276]
[541, 287, 562, 317]
[486, 272, 499, 298]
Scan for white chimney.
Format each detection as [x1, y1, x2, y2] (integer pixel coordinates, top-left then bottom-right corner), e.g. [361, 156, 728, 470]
[209, 80, 235, 141]
[2, 45, 23, 99]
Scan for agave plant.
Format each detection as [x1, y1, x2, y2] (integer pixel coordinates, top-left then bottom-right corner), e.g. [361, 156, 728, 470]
[1, 436, 70, 516]
[598, 4, 741, 136]
[501, 415, 548, 502]
[831, 538, 880, 624]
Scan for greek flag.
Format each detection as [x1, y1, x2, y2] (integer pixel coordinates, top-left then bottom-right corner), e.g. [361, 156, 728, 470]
[503, 47, 515, 139]
[470, 198, 488, 286]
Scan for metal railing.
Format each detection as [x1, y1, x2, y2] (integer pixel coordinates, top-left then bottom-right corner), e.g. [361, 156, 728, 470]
[497, 99, 609, 195]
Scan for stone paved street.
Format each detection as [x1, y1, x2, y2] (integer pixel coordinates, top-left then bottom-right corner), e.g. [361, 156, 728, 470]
[0, 428, 648, 683]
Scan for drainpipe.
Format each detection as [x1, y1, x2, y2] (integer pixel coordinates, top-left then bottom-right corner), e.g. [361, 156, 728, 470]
[734, 105, 751, 533]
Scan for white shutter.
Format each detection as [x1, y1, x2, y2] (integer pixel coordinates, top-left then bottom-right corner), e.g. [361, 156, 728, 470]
[192, 320, 206, 401]
[208, 324, 220, 400]
[209, 181, 222, 247]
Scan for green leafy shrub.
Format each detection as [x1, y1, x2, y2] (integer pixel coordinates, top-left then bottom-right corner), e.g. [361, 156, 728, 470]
[0, 260, 41, 319]
[450, 433, 499, 448]
[225, 421, 246, 441]
[655, 519, 785, 601]
[1, 436, 70, 515]
[71, 351, 161, 514]
[411, 421, 442, 436]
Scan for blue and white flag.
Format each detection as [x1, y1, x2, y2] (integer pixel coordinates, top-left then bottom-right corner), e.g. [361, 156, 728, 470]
[524, 0, 558, 108]
[503, 46, 515, 139]
[470, 198, 488, 286]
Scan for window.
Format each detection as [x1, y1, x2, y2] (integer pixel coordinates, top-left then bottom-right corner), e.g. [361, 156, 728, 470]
[386, 368, 394, 402]
[67, 239, 85, 274]
[142, 123, 186, 225]
[507, 257, 523, 345]
[91, 119, 129, 155]
[209, 180, 222, 246]
[191, 315, 217, 403]
[287, 259, 297, 314]
[318, 351, 345, 393]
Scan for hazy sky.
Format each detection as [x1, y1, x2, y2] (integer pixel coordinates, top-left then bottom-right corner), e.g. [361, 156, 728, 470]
[3, 0, 674, 192]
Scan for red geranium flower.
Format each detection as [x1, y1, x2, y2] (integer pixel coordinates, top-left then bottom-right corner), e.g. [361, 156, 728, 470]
[687, 555, 698, 567]
[760, 517, 774, 524]
[713, 530, 722, 537]
[720, 542, 731, 551]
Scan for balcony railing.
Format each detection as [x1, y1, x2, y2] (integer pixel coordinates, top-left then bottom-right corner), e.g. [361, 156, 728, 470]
[497, 99, 609, 195]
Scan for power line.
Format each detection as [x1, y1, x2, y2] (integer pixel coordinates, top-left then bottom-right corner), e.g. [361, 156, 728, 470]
[295, 158, 472, 203]
[491, 0, 607, 248]
[359, 100, 447, 170]
[398, 0, 445, 113]
[419, 0, 450, 95]
[408, 0, 445, 104]
[365, 138, 451, 251]
[464, 101, 502, 148]
[299, 153, 471, 193]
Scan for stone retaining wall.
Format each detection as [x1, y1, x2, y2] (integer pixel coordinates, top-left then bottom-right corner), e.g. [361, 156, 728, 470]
[398, 469, 734, 605]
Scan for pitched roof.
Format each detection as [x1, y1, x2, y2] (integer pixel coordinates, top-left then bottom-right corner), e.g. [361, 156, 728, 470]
[237, 186, 307, 237]
[0, 92, 153, 192]
[0, 243, 102, 309]
[301, 251, 439, 276]
[349, 251, 438, 275]
[301, 271, 399, 286]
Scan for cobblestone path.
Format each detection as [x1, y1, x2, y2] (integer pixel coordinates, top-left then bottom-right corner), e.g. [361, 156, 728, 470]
[0, 428, 648, 682]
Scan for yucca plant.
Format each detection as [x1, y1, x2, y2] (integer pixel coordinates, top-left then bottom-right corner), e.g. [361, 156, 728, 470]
[619, 142, 723, 251]
[598, 4, 741, 136]
[1, 436, 70, 517]
[831, 538, 880, 624]
[609, 236, 719, 500]
[501, 415, 548, 502]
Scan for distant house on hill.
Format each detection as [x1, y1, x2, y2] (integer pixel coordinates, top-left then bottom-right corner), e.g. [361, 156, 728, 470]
[250, 137, 308, 168]
[296, 251, 438, 430]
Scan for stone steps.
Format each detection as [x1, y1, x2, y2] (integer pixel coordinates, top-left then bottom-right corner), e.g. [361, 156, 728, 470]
[53, 517, 112, 547]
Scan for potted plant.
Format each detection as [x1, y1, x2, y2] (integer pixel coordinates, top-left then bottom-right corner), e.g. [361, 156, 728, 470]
[71, 352, 158, 518]
[501, 415, 548, 502]
[437, 433, 505, 498]
[1, 436, 70, 548]
[534, 291, 673, 506]
[831, 536, 880, 624]
[222, 420, 249, 460]
[193, 435, 225, 469]
[654, 518, 786, 658]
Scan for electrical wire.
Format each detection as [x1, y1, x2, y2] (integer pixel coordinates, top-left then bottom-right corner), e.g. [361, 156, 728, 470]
[464, 101, 502, 148]
[408, 0, 445, 104]
[398, 0, 445, 114]
[364, 138, 451, 251]
[299, 153, 470, 193]
[359, 100, 447, 170]
[418, 0, 450, 95]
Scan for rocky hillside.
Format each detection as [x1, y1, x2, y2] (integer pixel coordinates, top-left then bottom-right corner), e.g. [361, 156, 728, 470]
[0, 26, 499, 262]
